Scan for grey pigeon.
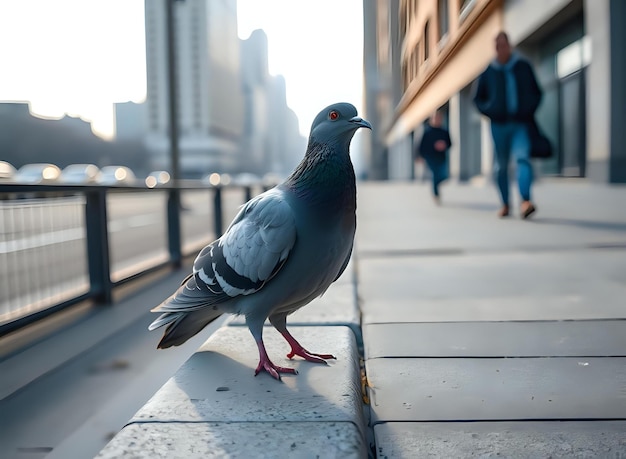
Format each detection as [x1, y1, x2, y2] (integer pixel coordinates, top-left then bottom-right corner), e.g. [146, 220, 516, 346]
[149, 102, 371, 380]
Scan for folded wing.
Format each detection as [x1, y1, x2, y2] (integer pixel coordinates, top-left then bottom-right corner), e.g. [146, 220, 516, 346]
[149, 189, 297, 328]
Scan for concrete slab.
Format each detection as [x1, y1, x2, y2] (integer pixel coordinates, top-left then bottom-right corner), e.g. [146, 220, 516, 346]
[355, 182, 626, 255]
[358, 252, 626, 323]
[374, 421, 626, 458]
[366, 357, 626, 422]
[98, 422, 365, 458]
[129, 326, 364, 432]
[364, 320, 626, 358]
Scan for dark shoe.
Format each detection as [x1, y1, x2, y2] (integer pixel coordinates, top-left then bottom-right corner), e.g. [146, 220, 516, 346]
[498, 205, 510, 218]
[521, 201, 536, 219]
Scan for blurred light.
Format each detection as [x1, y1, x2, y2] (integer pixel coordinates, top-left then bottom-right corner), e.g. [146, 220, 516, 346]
[0, 161, 16, 177]
[86, 165, 99, 179]
[208, 173, 221, 186]
[158, 171, 170, 184]
[42, 166, 59, 180]
[114, 168, 127, 180]
[220, 173, 231, 186]
[146, 176, 157, 188]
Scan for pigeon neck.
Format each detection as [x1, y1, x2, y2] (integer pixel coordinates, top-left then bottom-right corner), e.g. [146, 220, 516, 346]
[285, 141, 356, 213]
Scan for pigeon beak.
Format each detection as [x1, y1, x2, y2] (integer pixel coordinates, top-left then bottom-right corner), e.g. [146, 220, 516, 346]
[349, 116, 372, 130]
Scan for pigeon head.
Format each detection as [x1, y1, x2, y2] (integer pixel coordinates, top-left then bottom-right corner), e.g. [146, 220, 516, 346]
[308, 102, 372, 147]
[284, 102, 370, 210]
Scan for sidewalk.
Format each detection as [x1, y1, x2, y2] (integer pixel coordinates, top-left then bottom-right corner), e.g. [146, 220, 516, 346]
[95, 179, 626, 458]
[357, 179, 626, 457]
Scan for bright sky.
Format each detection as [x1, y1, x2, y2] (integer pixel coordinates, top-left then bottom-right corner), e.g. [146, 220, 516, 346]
[0, 0, 146, 139]
[237, 0, 364, 136]
[0, 0, 363, 140]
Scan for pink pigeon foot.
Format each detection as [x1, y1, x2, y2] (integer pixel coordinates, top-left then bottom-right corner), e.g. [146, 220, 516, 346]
[281, 331, 336, 363]
[254, 340, 298, 380]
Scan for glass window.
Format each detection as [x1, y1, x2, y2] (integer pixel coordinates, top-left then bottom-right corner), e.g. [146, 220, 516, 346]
[460, 0, 476, 21]
[438, 0, 449, 40]
[556, 36, 591, 79]
[424, 20, 430, 61]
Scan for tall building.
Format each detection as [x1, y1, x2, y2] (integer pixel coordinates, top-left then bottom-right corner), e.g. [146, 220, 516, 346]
[144, 0, 244, 178]
[114, 101, 147, 142]
[364, 0, 626, 183]
[239, 29, 306, 177]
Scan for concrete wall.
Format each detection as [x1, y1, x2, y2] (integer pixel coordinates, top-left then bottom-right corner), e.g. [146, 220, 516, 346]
[608, 0, 626, 182]
[584, 0, 611, 182]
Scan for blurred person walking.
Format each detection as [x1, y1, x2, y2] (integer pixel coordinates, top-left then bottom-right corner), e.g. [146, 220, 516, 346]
[416, 111, 451, 205]
[474, 31, 542, 219]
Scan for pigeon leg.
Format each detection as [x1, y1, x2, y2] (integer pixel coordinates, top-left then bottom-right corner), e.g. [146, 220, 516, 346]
[254, 338, 298, 380]
[248, 316, 297, 380]
[280, 330, 336, 363]
[269, 314, 336, 363]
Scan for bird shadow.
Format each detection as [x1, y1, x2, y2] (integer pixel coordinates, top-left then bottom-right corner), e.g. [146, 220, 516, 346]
[442, 202, 626, 234]
[167, 347, 352, 420]
[151, 348, 361, 455]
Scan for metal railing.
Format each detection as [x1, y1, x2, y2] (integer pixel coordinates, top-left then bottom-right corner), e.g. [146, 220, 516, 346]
[0, 182, 258, 336]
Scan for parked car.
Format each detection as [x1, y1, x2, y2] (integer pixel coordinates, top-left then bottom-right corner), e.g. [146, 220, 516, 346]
[15, 163, 61, 184]
[232, 173, 261, 187]
[98, 166, 136, 185]
[59, 164, 101, 184]
[145, 170, 171, 188]
[0, 161, 17, 181]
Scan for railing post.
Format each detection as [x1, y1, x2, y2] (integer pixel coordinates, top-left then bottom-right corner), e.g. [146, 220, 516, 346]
[85, 189, 113, 304]
[244, 185, 252, 203]
[167, 188, 182, 267]
[213, 186, 223, 237]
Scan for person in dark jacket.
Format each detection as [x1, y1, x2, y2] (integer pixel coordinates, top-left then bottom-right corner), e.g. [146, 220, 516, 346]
[416, 111, 451, 204]
[474, 31, 542, 219]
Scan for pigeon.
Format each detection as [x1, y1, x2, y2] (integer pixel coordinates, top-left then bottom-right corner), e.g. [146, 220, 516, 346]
[149, 102, 371, 380]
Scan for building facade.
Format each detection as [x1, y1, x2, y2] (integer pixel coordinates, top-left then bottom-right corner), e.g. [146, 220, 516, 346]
[363, 0, 626, 183]
[144, 0, 244, 178]
[142, 0, 304, 179]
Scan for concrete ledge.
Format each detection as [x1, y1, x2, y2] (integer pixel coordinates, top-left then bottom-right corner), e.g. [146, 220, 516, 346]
[367, 357, 626, 423]
[97, 326, 366, 458]
[96, 422, 364, 458]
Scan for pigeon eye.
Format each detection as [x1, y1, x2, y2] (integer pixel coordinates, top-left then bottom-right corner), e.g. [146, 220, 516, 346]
[329, 110, 339, 120]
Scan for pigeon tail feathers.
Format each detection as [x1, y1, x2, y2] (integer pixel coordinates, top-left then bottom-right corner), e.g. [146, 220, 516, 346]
[154, 308, 223, 349]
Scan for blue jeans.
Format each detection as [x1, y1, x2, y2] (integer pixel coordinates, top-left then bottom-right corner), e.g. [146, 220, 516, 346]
[424, 157, 448, 197]
[491, 122, 533, 206]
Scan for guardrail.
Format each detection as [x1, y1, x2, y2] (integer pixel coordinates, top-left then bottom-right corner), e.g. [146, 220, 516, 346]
[0, 181, 260, 336]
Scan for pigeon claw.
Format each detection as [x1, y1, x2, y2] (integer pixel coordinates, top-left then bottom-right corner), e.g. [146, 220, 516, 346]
[254, 359, 298, 381]
[287, 347, 337, 364]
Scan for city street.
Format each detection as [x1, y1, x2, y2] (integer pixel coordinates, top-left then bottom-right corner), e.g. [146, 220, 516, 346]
[2, 179, 626, 458]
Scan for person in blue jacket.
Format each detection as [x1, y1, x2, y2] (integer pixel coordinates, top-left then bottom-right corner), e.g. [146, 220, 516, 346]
[474, 31, 542, 219]
[416, 111, 451, 205]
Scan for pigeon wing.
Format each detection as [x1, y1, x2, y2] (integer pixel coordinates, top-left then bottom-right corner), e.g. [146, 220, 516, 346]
[150, 189, 297, 315]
